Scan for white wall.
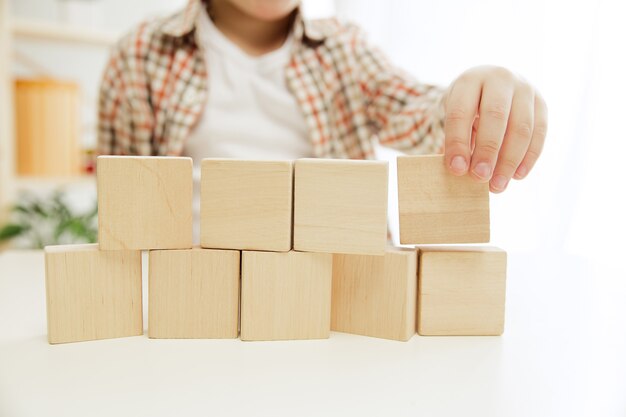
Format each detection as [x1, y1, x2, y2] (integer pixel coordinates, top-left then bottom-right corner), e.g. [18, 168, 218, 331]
[10, 0, 186, 32]
[335, 0, 626, 263]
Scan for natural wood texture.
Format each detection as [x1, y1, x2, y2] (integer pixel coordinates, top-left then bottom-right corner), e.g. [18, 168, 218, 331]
[331, 248, 418, 341]
[97, 156, 193, 250]
[15, 79, 81, 177]
[201, 159, 293, 251]
[417, 246, 507, 336]
[397, 155, 490, 244]
[11, 18, 118, 46]
[241, 250, 332, 341]
[0, 0, 15, 214]
[294, 158, 388, 255]
[44, 243, 142, 344]
[148, 248, 240, 339]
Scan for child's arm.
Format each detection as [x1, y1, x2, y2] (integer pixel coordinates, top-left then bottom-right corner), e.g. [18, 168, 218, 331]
[349, 24, 447, 156]
[350, 26, 547, 193]
[97, 26, 156, 156]
[443, 66, 548, 193]
[97, 42, 128, 156]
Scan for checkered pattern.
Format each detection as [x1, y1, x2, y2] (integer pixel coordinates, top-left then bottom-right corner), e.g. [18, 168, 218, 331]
[98, 0, 446, 159]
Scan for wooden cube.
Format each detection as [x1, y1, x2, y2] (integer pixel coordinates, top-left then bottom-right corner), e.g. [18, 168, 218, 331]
[44, 244, 142, 344]
[397, 155, 490, 244]
[201, 159, 292, 251]
[241, 250, 332, 341]
[294, 158, 388, 255]
[331, 248, 418, 341]
[418, 246, 507, 336]
[97, 156, 193, 250]
[148, 248, 240, 339]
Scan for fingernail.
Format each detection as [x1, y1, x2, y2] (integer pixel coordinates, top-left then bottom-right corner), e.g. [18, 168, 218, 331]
[491, 175, 509, 191]
[515, 165, 528, 179]
[473, 162, 492, 180]
[450, 156, 467, 173]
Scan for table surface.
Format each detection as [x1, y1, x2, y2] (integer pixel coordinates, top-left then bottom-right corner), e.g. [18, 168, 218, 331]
[1, 249, 625, 417]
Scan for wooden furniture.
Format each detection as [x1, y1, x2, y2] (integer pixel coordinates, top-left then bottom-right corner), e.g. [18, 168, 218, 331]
[0, 0, 117, 214]
[15, 78, 81, 177]
[0, 0, 15, 216]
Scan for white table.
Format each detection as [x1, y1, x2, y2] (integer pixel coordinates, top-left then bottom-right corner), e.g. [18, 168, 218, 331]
[1, 249, 625, 417]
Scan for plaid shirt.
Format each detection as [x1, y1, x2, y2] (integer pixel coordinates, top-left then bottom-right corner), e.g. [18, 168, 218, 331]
[98, 0, 446, 159]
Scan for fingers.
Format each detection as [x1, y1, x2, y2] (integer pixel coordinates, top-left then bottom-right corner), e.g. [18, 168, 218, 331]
[514, 93, 548, 179]
[490, 85, 535, 193]
[443, 66, 547, 190]
[443, 76, 482, 176]
[470, 73, 515, 183]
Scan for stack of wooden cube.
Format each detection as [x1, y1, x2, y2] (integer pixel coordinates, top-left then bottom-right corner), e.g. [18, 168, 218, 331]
[44, 154, 506, 344]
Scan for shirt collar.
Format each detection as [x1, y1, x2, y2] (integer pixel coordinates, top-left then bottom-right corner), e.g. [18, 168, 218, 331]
[161, 0, 326, 43]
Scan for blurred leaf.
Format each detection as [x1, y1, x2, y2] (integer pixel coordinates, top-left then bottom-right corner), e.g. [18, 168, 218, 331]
[53, 219, 70, 240]
[51, 194, 71, 220]
[0, 224, 30, 241]
[31, 202, 47, 218]
[84, 230, 97, 243]
[3, 191, 98, 247]
[13, 204, 31, 214]
[67, 219, 88, 237]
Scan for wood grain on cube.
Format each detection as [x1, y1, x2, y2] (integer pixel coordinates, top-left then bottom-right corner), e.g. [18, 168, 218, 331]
[44, 244, 142, 344]
[241, 250, 332, 341]
[332, 248, 418, 341]
[397, 155, 489, 244]
[418, 246, 507, 336]
[294, 158, 388, 255]
[148, 248, 240, 339]
[97, 156, 193, 250]
[201, 159, 292, 251]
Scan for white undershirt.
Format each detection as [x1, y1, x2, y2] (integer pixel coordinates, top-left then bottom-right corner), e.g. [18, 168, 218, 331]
[185, 8, 311, 242]
[185, 8, 311, 162]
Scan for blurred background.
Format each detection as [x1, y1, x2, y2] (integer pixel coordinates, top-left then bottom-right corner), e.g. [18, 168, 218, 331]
[0, 0, 624, 260]
[1, 1, 625, 412]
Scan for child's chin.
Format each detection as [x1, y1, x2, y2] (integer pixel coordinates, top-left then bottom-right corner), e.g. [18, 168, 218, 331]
[235, 0, 299, 21]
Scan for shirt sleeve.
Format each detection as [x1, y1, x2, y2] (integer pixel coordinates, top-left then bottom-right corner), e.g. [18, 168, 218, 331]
[97, 43, 123, 156]
[349, 24, 446, 154]
[97, 25, 155, 156]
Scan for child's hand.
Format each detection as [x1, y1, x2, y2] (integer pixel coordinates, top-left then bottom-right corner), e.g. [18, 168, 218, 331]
[442, 66, 548, 193]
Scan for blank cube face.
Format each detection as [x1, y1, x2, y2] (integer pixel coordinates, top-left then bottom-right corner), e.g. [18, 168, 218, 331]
[418, 247, 507, 336]
[294, 159, 388, 255]
[97, 156, 193, 250]
[44, 244, 142, 344]
[241, 251, 332, 341]
[201, 159, 293, 251]
[148, 248, 240, 339]
[332, 248, 418, 341]
[397, 155, 490, 244]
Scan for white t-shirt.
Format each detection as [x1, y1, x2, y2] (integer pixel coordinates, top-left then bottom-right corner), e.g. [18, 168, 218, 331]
[185, 8, 311, 242]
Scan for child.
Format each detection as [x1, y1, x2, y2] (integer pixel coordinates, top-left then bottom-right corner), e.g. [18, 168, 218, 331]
[98, 0, 547, 194]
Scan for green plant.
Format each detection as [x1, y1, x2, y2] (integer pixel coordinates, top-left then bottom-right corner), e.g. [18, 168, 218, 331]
[0, 191, 98, 249]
